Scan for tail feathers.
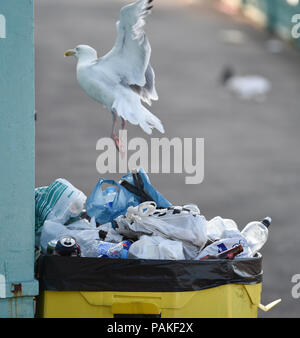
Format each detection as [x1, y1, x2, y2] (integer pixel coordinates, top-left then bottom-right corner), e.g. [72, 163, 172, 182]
[112, 97, 164, 135]
[112, 98, 139, 126]
[138, 86, 157, 106]
[140, 105, 164, 134]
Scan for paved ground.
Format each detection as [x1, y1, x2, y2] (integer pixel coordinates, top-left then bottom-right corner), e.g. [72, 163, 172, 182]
[35, 0, 300, 317]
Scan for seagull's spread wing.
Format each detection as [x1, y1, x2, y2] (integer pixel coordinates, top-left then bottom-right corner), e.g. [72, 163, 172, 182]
[95, 0, 158, 104]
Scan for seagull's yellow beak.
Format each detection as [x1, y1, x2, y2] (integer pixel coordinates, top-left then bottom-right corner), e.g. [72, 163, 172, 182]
[64, 49, 75, 57]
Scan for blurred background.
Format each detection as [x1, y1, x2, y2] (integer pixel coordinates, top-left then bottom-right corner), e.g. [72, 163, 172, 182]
[35, 0, 300, 317]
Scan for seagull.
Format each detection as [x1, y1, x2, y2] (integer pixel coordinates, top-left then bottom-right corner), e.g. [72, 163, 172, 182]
[221, 66, 271, 102]
[64, 0, 164, 152]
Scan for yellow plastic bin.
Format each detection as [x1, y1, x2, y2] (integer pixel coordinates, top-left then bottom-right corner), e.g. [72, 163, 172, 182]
[36, 254, 279, 318]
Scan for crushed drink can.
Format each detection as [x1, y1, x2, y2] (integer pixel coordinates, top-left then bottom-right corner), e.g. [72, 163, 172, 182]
[47, 239, 58, 255]
[54, 236, 81, 257]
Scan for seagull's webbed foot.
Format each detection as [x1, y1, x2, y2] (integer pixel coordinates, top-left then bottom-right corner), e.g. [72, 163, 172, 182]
[112, 133, 125, 158]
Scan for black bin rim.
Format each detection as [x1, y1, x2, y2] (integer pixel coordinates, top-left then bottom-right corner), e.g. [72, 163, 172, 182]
[37, 253, 263, 293]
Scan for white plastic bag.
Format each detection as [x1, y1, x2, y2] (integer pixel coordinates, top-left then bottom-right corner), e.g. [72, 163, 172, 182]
[45, 178, 86, 224]
[65, 219, 95, 230]
[115, 205, 208, 250]
[205, 216, 239, 241]
[35, 178, 87, 247]
[182, 242, 201, 260]
[105, 229, 123, 243]
[97, 222, 124, 243]
[196, 233, 252, 259]
[128, 235, 185, 260]
[40, 219, 101, 257]
[97, 222, 114, 233]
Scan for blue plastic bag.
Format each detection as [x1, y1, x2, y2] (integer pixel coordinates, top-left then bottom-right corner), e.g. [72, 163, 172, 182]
[86, 169, 171, 225]
[86, 179, 137, 225]
[120, 168, 172, 209]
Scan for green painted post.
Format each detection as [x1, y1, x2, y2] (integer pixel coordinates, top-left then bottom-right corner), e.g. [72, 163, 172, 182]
[265, 0, 277, 33]
[0, 0, 38, 317]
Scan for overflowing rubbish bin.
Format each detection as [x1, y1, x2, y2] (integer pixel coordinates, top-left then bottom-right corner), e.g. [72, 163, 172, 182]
[35, 168, 280, 318]
[37, 254, 263, 318]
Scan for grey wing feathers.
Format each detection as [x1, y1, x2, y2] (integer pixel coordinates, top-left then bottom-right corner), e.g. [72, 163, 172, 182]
[131, 0, 154, 44]
[130, 64, 158, 105]
[99, 0, 156, 88]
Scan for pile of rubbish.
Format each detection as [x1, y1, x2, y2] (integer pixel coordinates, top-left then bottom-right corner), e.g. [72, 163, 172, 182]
[35, 168, 271, 261]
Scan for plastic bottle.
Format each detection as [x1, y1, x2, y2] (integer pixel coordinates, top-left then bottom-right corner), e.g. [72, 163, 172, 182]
[241, 217, 271, 256]
[96, 241, 115, 258]
[105, 240, 133, 259]
[105, 187, 116, 207]
[82, 239, 103, 257]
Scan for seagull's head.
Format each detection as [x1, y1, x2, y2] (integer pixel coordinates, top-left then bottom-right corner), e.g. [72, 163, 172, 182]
[64, 45, 97, 61]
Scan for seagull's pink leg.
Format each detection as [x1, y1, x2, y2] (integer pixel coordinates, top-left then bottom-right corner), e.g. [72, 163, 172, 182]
[111, 112, 126, 157]
[111, 112, 120, 151]
[121, 117, 126, 130]
[118, 117, 127, 158]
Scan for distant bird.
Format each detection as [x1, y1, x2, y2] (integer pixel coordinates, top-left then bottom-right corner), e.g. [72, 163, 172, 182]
[64, 0, 164, 152]
[221, 67, 271, 102]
